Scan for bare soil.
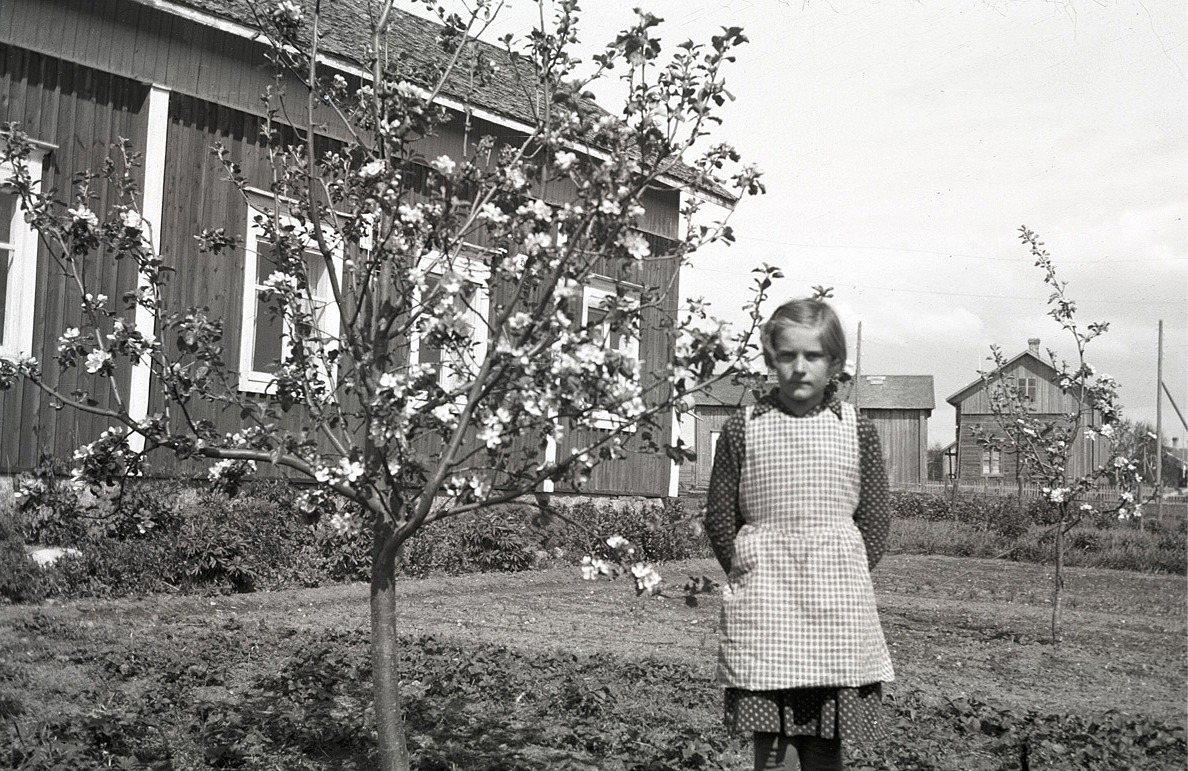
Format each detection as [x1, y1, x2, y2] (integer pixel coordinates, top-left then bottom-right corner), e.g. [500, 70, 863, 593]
[11, 553, 1183, 728]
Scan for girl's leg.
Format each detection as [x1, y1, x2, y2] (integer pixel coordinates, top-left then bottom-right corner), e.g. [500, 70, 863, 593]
[791, 736, 843, 771]
[753, 732, 799, 771]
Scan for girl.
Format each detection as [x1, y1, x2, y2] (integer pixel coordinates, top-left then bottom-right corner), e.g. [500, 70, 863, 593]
[704, 298, 894, 771]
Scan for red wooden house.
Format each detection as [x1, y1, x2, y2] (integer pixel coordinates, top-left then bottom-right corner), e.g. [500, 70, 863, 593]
[0, 0, 724, 497]
[945, 338, 1107, 485]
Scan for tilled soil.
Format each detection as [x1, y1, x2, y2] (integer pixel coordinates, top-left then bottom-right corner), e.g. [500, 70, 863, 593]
[13, 553, 1183, 726]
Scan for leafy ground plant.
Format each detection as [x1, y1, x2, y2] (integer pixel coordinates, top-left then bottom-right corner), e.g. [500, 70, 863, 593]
[1, 555, 1183, 770]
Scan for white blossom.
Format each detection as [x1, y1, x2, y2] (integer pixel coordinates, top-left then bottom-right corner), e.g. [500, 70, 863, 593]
[328, 510, 363, 538]
[207, 458, 257, 481]
[631, 563, 662, 595]
[69, 206, 98, 228]
[618, 231, 651, 260]
[1042, 487, 1070, 504]
[606, 535, 633, 553]
[523, 232, 552, 254]
[119, 209, 142, 230]
[431, 155, 457, 176]
[85, 349, 112, 374]
[262, 271, 300, 294]
[358, 159, 386, 180]
[517, 199, 552, 221]
[580, 555, 613, 580]
[271, 0, 303, 25]
[393, 81, 430, 101]
[478, 203, 509, 224]
[553, 151, 576, 171]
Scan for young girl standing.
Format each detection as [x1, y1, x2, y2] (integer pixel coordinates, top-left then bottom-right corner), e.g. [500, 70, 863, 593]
[705, 298, 894, 771]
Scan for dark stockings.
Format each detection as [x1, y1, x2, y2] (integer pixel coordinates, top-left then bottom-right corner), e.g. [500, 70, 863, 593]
[753, 732, 843, 771]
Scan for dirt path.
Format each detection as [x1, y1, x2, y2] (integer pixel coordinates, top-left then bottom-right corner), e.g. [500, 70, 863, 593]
[14, 554, 1186, 725]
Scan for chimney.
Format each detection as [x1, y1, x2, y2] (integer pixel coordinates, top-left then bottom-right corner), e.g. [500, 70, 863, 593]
[1028, 338, 1040, 355]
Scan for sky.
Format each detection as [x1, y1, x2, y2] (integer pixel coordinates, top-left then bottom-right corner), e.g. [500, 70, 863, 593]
[467, 0, 1187, 447]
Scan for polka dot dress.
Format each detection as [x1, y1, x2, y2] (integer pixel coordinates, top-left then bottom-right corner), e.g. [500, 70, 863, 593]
[704, 391, 894, 743]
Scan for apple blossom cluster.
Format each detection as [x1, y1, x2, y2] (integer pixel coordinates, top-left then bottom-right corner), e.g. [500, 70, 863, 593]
[70, 426, 142, 489]
[579, 536, 664, 596]
[207, 459, 258, 496]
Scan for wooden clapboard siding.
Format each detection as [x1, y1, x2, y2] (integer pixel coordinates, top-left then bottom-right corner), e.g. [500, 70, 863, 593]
[1, 1, 691, 496]
[0, 45, 149, 472]
[861, 408, 925, 485]
[2, 0, 354, 142]
[954, 357, 1080, 416]
[950, 348, 1108, 484]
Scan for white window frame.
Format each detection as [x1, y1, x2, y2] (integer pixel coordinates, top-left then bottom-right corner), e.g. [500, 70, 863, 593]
[409, 250, 491, 393]
[238, 199, 343, 393]
[582, 275, 641, 431]
[981, 447, 1002, 477]
[0, 149, 46, 358]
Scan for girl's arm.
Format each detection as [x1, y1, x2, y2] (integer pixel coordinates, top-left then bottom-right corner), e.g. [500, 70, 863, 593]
[855, 417, 893, 570]
[704, 412, 746, 574]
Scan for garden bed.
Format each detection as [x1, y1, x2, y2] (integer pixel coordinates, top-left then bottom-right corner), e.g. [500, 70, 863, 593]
[2, 555, 1184, 769]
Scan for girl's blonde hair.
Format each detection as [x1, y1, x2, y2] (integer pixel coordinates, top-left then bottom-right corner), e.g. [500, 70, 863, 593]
[761, 298, 847, 369]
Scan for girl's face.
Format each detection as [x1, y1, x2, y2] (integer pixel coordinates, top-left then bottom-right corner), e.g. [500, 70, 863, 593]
[768, 324, 838, 415]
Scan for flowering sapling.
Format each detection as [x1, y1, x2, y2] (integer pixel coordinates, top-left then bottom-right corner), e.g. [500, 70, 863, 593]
[972, 227, 1150, 643]
[0, 3, 769, 768]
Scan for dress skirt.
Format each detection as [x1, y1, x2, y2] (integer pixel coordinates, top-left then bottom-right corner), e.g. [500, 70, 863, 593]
[724, 683, 886, 742]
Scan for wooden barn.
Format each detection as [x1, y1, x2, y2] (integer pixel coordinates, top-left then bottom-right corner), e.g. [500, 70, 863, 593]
[678, 373, 934, 492]
[945, 338, 1107, 485]
[0, 0, 725, 497]
[844, 374, 934, 486]
[677, 380, 761, 493]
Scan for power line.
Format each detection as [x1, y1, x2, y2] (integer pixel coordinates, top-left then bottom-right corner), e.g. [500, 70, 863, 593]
[685, 265, 1186, 306]
[732, 235, 1187, 264]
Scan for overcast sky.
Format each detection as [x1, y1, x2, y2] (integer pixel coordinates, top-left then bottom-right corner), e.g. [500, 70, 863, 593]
[473, 0, 1187, 447]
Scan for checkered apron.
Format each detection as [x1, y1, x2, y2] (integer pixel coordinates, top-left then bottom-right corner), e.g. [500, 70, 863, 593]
[718, 403, 895, 690]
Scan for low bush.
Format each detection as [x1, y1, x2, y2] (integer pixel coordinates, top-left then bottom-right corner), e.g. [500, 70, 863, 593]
[5, 474, 1182, 605]
[889, 516, 1186, 574]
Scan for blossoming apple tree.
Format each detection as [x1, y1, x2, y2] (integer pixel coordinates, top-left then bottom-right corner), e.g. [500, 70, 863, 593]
[972, 226, 1147, 643]
[0, 1, 773, 767]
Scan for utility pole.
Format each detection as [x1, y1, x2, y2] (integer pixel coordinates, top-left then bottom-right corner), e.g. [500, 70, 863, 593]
[1155, 320, 1163, 523]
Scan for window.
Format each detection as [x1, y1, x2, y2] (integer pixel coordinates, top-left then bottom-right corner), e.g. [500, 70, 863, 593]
[1019, 376, 1037, 403]
[0, 150, 44, 357]
[581, 278, 640, 360]
[238, 201, 342, 393]
[411, 252, 490, 392]
[981, 447, 1002, 476]
[1008, 375, 1038, 403]
[581, 276, 641, 430]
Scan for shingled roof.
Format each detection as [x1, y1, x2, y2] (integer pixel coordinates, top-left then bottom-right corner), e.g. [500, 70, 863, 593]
[131, 0, 730, 201]
[846, 375, 935, 411]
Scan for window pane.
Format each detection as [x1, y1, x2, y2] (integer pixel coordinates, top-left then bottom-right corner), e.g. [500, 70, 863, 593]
[0, 192, 14, 245]
[256, 239, 279, 284]
[306, 251, 329, 299]
[253, 291, 284, 371]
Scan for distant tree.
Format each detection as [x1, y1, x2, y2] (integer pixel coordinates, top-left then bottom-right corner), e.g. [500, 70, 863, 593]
[1109, 419, 1184, 489]
[926, 442, 946, 481]
[971, 227, 1148, 644]
[0, 2, 769, 767]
